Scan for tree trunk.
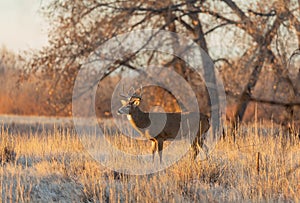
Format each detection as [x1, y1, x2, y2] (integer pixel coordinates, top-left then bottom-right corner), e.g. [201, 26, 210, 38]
[186, 0, 222, 137]
[231, 15, 282, 139]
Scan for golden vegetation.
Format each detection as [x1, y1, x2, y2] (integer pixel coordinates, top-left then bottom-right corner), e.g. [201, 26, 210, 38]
[0, 122, 299, 202]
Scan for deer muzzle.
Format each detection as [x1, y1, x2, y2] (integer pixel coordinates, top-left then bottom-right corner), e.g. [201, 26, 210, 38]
[117, 106, 130, 115]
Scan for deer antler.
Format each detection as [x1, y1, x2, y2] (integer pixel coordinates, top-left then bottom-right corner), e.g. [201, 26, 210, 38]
[119, 93, 129, 98]
[128, 87, 135, 96]
[119, 85, 130, 98]
[140, 85, 143, 99]
[119, 86, 143, 99]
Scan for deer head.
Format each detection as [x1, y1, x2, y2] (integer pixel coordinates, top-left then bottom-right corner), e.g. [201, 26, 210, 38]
[117, 87, 143, 115]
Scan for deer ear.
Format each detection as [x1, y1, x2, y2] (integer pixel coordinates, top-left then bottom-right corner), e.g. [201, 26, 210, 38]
[121, 100, 127, 105]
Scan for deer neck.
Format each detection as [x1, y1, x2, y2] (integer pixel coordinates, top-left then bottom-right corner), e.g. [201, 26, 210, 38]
[129, 106, 151, 129]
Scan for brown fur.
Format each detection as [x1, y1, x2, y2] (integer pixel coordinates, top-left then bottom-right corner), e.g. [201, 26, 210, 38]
[118, 96, 210, 162]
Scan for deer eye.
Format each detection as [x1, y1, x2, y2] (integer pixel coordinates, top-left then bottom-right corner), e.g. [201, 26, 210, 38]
[133, 100, 140, 106]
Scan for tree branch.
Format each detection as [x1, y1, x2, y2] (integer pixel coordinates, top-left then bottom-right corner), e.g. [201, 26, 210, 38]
[248, 9, 276, 17]
[222, 0, 249, 21]
[250, 97, 300, 107]
[204, 22, 235, 35]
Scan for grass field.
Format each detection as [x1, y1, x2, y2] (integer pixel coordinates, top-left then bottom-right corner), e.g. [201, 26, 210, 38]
[0, 121, 299, 202]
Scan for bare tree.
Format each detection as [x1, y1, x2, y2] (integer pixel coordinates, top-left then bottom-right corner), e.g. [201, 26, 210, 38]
[27, 0, 300, 131]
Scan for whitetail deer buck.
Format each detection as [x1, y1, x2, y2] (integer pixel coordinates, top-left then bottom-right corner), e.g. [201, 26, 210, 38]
[117, 89, 210, 163]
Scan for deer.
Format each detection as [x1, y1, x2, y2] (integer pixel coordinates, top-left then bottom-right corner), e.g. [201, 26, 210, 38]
[117, 89, 210, 163]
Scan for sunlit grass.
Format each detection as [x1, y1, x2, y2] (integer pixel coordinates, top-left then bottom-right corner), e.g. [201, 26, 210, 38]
[0, 122, 299, 202]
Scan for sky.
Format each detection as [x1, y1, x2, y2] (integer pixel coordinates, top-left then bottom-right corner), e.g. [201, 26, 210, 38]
[0, 0, 48, 53]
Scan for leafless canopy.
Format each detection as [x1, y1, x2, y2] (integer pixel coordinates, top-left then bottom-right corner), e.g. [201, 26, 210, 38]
[26, 0, 299, 127]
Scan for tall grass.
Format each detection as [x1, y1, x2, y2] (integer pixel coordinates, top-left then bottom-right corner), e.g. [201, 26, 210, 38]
[0, 122, 299, 202]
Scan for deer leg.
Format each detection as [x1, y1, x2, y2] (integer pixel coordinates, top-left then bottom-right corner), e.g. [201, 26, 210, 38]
[192, 132, 208, 160]
[191, 132, 205, 160]
[157, 139, 164, 163]
[191, 137, 200, 160]
[150, 139, 157, 162]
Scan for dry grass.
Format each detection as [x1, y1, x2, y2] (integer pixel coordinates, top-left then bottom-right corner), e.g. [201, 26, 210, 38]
[0, 122, 299, 202]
